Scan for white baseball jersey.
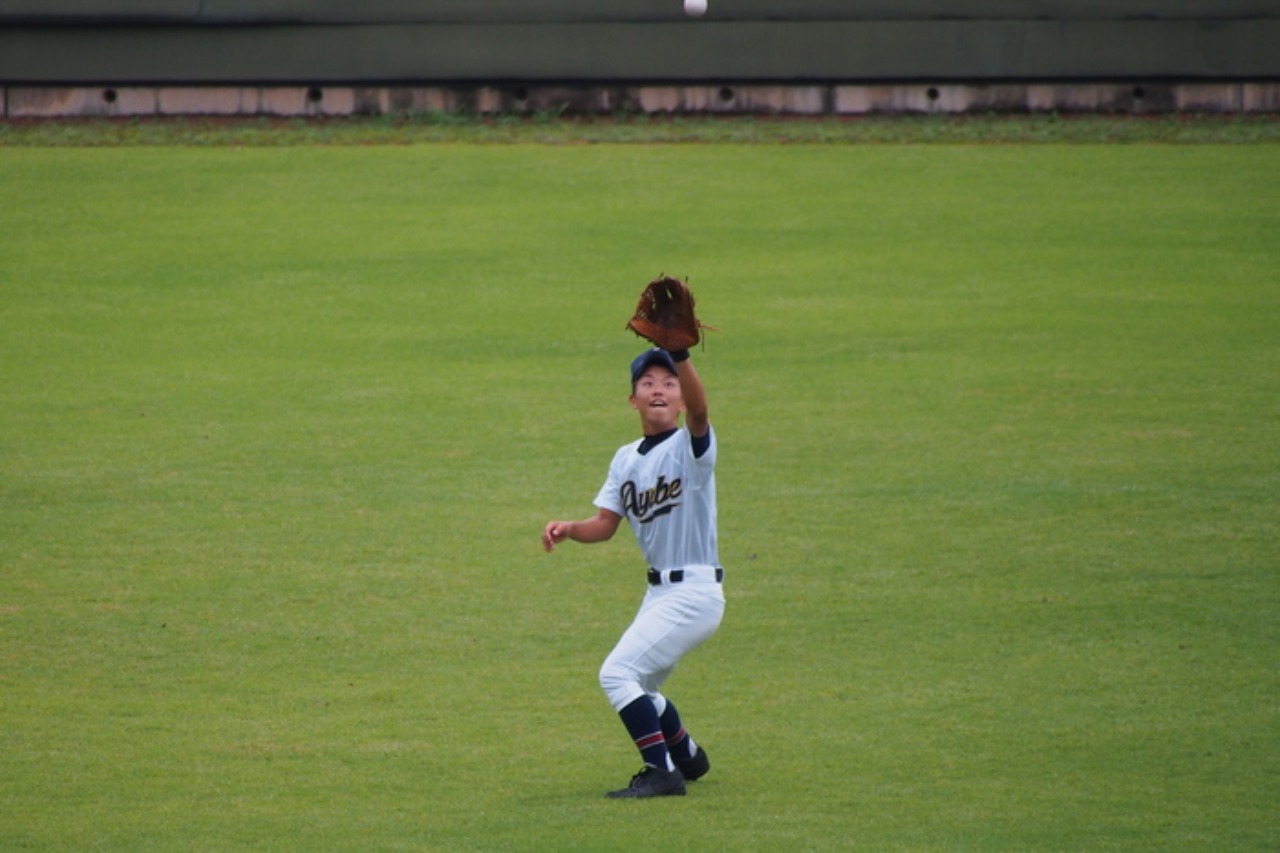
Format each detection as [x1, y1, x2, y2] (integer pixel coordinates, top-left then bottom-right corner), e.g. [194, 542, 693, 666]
[594, 425, 719, 572]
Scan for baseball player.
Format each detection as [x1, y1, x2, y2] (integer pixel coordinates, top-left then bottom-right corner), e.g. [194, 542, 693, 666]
[542, 345, 725, 798]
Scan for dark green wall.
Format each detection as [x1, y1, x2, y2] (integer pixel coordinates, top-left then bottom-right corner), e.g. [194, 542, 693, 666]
[3, 1, 1277, 23]
[2, 1, 1277, 84]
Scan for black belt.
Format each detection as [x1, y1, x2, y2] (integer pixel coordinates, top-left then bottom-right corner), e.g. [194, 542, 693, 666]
[648, 567, 724, 586]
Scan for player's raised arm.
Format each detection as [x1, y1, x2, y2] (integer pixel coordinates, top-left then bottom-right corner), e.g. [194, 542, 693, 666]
[672, 351, 708, 438]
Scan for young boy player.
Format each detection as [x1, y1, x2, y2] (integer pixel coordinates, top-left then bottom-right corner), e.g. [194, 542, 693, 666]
[542, 345, 725, 798]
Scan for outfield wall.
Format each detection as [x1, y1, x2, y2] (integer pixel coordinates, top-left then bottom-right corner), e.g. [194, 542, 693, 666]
[2, 1, 1278, 116]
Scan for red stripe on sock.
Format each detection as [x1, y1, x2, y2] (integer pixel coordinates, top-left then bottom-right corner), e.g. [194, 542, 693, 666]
[666, 727, 688, 746]
[635, 732, 665, 750]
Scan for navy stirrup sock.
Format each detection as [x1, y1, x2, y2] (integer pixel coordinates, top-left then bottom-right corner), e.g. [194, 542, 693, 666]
[659, 699, 697, 762]
[618, 697, 672, 771]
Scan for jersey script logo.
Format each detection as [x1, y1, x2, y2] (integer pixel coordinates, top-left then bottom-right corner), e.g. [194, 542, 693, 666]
[621, 475, 683, 524]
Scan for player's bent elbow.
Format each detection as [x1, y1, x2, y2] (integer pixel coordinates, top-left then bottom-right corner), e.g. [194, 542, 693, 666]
[591, 510, 623, 542]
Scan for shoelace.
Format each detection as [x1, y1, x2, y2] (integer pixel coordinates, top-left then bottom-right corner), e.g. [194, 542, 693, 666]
[628, 766, 661, 787]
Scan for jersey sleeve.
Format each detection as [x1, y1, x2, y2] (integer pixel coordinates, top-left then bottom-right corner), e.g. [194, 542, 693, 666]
[691, 428, 712, 460]
[593, 445, 629, 516]
[687, 425, 716, 475]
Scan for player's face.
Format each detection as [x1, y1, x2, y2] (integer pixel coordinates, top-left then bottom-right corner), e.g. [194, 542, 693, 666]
[630, 367, 683, 430]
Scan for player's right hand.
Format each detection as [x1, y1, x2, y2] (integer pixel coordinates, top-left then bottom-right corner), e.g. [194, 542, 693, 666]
[542, 521, 571, 552]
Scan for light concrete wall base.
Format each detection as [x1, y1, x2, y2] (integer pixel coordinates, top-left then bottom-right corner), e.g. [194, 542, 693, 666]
[6, 82, 1279, 118]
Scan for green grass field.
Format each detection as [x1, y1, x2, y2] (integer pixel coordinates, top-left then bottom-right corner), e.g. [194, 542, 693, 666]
[2, 127, 1277, 850]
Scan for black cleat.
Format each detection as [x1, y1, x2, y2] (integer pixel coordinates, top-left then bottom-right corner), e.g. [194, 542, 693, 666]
[675, 746, 710, 782]
[606, 765, 687, 799]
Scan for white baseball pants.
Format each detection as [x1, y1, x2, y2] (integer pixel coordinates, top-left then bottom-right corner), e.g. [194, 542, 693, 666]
[599, 571, 725, 711]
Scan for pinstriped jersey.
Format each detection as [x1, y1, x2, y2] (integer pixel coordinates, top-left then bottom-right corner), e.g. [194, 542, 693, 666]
[594, 426, 719, 572]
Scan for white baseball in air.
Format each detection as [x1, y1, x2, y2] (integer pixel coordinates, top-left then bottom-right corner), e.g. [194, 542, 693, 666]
[684, 0, 707, 17]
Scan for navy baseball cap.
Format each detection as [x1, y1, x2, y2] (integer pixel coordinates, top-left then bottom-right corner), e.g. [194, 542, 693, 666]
[630, 348, 678, 384]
